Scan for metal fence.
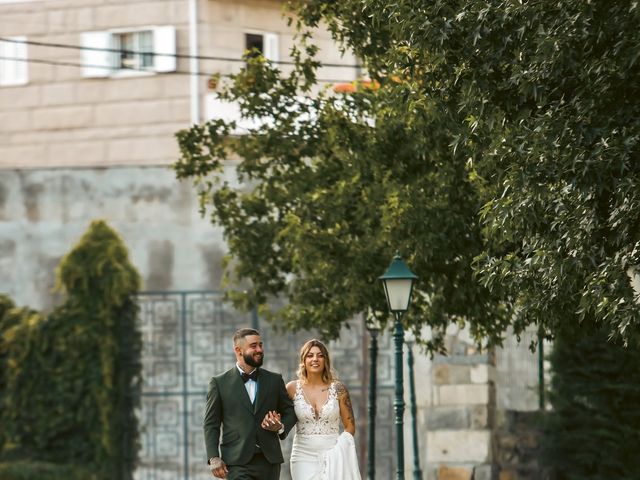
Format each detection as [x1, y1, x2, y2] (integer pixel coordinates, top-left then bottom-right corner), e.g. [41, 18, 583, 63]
[133, 290, 397, 480]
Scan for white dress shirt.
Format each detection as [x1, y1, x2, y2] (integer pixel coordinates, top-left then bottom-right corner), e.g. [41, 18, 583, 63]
[236, 363, 257, 403]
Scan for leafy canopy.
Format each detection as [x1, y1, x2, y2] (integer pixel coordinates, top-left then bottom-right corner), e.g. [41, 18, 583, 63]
[175, 0, 640, 347]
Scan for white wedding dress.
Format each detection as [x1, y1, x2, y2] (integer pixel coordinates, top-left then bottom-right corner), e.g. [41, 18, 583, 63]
[290, 380, 362, 480]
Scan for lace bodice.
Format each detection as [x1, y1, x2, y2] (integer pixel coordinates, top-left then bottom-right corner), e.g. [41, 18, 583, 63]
[293, 380, 340, 435]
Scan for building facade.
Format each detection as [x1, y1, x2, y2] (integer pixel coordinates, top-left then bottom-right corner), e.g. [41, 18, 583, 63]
[0, 0, 357, 170]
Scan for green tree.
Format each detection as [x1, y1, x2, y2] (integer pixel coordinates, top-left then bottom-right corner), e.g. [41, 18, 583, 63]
[175, 0, 640, 345]
[175, 54, 503, 347]
[542, 327, 640, 478]
[0, 295, 34, 462]
[0, 220, 141, 480]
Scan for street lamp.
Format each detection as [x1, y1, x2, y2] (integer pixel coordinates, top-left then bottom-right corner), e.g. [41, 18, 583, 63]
[404, 329, 423, 480]
[365, 314, 382, 480]
[379, 253, 418, 480]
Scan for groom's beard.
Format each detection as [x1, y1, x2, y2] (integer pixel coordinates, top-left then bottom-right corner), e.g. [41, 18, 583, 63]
[244, 351, 263, 368]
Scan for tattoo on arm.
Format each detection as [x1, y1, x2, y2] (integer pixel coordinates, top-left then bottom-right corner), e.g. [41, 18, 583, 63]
[337, 382, 356, 430]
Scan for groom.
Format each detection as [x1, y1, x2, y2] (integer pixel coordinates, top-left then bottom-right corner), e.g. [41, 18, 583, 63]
[204, 328, 296, 479]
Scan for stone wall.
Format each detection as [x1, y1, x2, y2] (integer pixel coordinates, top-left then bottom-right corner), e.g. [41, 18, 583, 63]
[493, 411, 547, 480]
[0, 166, 226, 310]
[427, 327, 496, 480]
[0, 165, 548, 479]
[426, 325, 546, 480]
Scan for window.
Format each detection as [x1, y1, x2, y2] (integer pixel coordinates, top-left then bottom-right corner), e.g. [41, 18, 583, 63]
[117, 30, 154, 70]
[244, 32, 279, 63]
[81, 26, 176, 78]
[0, 36, 28, 86]
[245, 33, 263, 59]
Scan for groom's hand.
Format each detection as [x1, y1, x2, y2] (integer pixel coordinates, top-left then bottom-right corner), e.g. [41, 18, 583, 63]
[209, 457, 228, 478]
[260, 410, 282, 432]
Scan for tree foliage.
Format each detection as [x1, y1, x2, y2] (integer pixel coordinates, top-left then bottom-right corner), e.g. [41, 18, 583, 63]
[0, 220, 141, 479]
[175, 0, 640, 346]
[176, 55, 501, 347]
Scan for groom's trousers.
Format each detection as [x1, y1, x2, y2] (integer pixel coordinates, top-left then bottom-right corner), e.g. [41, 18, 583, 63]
[227, 452, 281, 480]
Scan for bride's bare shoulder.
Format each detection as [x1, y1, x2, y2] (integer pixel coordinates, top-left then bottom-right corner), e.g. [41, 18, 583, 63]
[286, 380, 298, 398]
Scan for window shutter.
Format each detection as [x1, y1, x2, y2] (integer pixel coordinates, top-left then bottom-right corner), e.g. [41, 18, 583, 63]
[263, 33, 279, 63]
[81, 31, 113, 78]
[0, 36, 28, 86]
[152, 26, 176, 73]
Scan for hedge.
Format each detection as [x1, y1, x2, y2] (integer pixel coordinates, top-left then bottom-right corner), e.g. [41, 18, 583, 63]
[0, 221, 142, 480]
[0, 460, 95, 480]
[541, 327, 640, 479]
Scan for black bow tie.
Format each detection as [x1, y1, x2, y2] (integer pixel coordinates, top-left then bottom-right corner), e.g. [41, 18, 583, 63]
[241, 370, 258, 383]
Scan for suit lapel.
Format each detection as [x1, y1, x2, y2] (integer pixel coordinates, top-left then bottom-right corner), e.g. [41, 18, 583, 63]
[229, 369, 254, 414]
[254, 370, 269, 413]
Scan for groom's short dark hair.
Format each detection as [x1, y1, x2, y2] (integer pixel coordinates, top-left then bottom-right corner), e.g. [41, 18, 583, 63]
[233, 327, 260, 345]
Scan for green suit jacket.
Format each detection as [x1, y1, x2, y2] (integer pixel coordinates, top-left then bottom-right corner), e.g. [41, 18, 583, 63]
[203, 367, 296, 466]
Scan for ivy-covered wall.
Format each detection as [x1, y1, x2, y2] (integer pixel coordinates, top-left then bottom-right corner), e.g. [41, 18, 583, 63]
[0, 220, 141, 480]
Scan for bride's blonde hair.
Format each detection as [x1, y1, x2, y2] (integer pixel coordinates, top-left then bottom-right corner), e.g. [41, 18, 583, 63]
[296, 339, 337, 384]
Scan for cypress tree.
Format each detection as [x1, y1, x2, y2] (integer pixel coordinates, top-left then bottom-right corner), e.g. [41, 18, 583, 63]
[542, 327, 640, 479]
[0, 220, 142, 480]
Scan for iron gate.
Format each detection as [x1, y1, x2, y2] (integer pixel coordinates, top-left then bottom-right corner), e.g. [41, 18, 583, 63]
[134, 290, 397, 480]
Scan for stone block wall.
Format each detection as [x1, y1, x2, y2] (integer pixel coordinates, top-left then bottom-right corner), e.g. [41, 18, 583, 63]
[425, 325, 546, 480]
[493, 411, 547, 480]
[426, 326, 497, 480]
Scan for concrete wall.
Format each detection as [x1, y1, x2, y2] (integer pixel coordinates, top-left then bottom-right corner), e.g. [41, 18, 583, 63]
[0, 164, 435, 479]
[0, 166, 228, 310]
[495, 328, 546, 412]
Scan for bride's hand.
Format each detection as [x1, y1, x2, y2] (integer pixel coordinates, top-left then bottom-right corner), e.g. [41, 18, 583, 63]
[260, 410, 282, 431]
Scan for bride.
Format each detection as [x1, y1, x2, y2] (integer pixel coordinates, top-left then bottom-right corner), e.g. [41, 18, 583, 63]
[285, 339, 362, 480]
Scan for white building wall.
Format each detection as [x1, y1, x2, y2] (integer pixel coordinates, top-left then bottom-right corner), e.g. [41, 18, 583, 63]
[0, 0, 359, 169]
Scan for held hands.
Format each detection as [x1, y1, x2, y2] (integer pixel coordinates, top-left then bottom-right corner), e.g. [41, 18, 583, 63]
[209, 457, 228, 479]
[261, 410, 283, 432]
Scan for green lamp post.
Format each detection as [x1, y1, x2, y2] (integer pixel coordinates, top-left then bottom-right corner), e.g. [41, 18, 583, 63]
[366, 315, 382, 480]
[379, 254, 418, 480]
[404, 329, 423, 480]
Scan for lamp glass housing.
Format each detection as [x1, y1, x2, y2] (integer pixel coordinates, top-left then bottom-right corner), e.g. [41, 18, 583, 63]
[382, 278, 414, 312]
[379, 254, 418, 314]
